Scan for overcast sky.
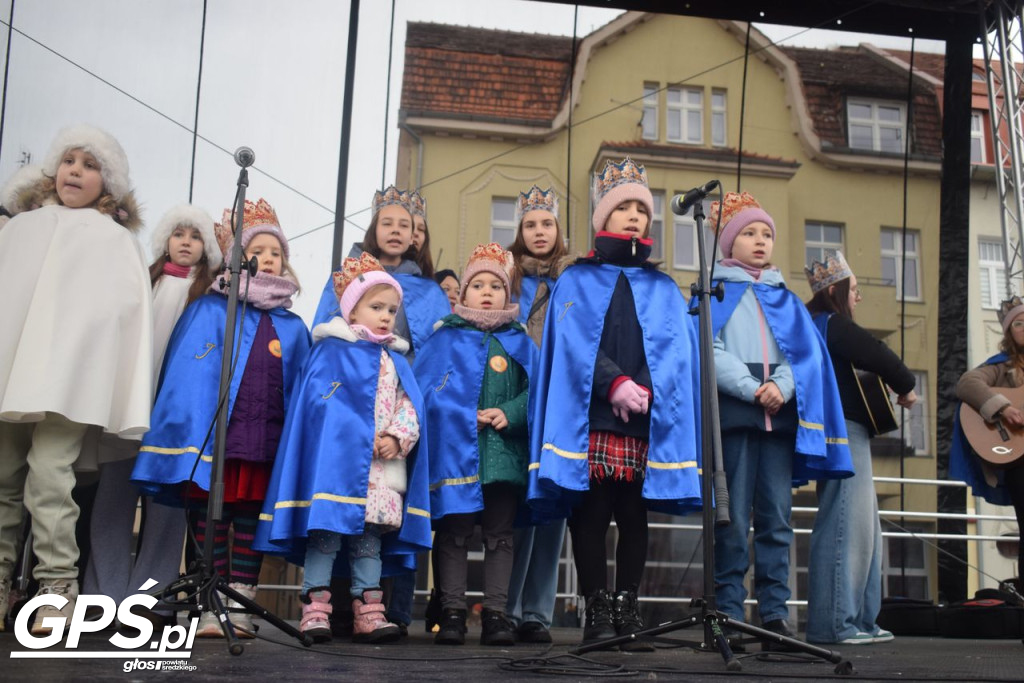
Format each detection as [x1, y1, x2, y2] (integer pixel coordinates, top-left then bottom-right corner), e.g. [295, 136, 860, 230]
[0, 1, 948, 323]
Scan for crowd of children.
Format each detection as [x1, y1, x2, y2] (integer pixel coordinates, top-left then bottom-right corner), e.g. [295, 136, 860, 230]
[6, 123, 926, 652]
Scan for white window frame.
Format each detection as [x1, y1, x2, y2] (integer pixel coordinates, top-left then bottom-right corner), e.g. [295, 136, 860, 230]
[971, 111, 987, 164]
[978, 238, 1007, 310]
[880, 228, 922, 302]
[900, 370, 929, 456]
[649, 191, 664, 261]
[673, 198, 713, 271]
[642, 83, 659, 141]
[490, 198, 517, 247]
[711, 88, 727, 147]
[847, 98, 906, 153]
[804, 221, 844, 267]
[667, 86, 703, 144]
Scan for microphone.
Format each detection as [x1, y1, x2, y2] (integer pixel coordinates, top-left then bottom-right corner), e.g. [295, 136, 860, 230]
[233, 146, 255, 168]
[671, 180, 720, 215]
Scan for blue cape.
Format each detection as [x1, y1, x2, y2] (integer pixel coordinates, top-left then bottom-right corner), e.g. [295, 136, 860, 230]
[312, 272, 450, 354]
[254, 334, 432, 575]
[950, 353, 1013, 506]
[413, 321, 537, 519]
[514, 274, 548, 326]
[527, 263, 703, 517]
[131, 294, 311, 501]
[703, 280, 852, 485]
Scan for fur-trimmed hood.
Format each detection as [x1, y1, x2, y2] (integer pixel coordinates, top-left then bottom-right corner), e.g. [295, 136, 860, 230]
[152, 204, 221, 268]
[2, 171, 142, 232]
[43, 124, 131, 202]
[312, 316, 410, 355]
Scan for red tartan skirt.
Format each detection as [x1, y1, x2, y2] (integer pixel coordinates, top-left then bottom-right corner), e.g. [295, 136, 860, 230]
[588, 430, 649, 482]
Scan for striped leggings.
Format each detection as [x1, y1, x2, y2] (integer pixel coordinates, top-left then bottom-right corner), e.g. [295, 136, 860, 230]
[192, 502, 263, 585]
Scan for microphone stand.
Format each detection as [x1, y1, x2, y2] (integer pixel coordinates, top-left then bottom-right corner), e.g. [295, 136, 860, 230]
[570, 193, 851, 675]
[147, 159, 310, 654]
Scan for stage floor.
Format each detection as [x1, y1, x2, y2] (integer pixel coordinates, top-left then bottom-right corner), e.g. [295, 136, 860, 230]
[2, 619, 1021, 682]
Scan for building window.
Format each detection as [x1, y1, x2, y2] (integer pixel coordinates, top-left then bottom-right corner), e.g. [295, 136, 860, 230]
[804, 221, 844, 267]
[880, 228, 921, 301]
[642, 83, 658, 141]
[649, 191, 664, 261]
[673, 198, 713, 270]
[711, 89, 727, 147]
[848, 99, 906, 153]
[667, 86, 703, 144]
[901, 371, 929, 455]
[971, 111, 987, 164]
[883, 523, 932, 600]
[490, 198, 516, 247]
[979, 239, 1007, 309]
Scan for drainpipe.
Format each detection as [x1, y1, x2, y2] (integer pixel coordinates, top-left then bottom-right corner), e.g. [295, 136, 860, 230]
[401, 122, 423, 190]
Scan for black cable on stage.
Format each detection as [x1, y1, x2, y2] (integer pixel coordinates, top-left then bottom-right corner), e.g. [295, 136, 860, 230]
[188, 0, 208, 203]
[381, 0, 396, 189]
[736, 20, 751, 192]
[0, 0, 15, 163]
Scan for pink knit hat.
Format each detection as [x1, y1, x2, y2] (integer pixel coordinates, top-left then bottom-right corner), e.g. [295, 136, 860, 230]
[214, 198, 291, 262]
[333, 252, 403, 320]
[709, 191, 775, 259]
[459, 242, 513, 304]
[591, 157, 655, 234]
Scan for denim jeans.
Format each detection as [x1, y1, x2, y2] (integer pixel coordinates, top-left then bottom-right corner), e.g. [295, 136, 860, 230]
[714, 428, 795, 624]
[506, 518, 566, 628]
[806, 420, 882, 643]
[303, 525, 383, 599]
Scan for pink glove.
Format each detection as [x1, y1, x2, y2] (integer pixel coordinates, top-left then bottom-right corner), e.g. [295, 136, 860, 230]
[609, 379, 650, 423]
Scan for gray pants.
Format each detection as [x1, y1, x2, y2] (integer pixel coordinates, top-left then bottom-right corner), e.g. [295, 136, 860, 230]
[83, 457, 187, 613]
[434, 483, 517, 612]
[0, 415, 89, 580]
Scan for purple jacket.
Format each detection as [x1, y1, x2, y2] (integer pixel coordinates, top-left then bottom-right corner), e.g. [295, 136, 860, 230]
[225, 312, 285, 462]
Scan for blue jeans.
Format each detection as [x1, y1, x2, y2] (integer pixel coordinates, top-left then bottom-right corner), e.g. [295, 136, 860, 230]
[303, 526, 383, 599]
[806, 420, 883, 643]
[506, 519, 566, 628]
[714, 429, 795, 624]
[386, 568, 416, 625]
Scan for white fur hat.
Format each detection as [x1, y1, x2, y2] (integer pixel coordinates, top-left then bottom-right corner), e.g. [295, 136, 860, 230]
[43, 124, 131, 201]
[152, 204, 222, 269]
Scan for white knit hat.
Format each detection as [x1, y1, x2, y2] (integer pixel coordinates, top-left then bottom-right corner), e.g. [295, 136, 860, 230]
[152, 204, 222, 269]
[43, 124, 131, 201]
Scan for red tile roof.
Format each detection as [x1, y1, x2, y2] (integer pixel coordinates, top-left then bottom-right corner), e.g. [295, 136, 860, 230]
[402, 23, 574, 125]
[782, 46, 942, 158]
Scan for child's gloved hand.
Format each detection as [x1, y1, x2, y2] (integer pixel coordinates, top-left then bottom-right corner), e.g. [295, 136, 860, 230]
[374, 434, 401, 459]
[609, 379, 649, 423]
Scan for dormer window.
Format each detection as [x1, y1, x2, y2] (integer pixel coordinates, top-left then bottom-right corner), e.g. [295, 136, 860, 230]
[847, 98, 906, 153]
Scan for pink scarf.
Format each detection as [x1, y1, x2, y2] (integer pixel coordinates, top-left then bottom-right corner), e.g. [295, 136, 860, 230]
[454, 303, 520, 331]
[351, 324, 395, 346]
[719, 257, 774, 281]
[162, 261, 192, 278]
[210, 270, 298, 310]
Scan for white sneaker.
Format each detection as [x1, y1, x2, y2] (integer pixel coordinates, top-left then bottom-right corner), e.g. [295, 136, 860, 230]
[196, 610, 223, 638]
[227, 583, 256, 638]
[871, 628, 894, 643]
[838, 631, 874, 645]
[31, 579, 79, 635]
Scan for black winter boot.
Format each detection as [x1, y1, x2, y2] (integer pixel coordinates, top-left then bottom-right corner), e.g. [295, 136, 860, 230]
[480, 608, 515, 646]
[582, 590, 616, 644]
[612, 590, 654, 652]
[434, 608, 467, 645]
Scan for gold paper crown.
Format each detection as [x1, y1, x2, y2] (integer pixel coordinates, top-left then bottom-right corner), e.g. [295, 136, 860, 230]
[333, 252, 387, 300]
[592, 157, 648, 204]
[515, 186, 559, 224]
[708, 191, 761, 234]
[467, 242, 512, 270]
[804, 251, 853, 294]
[214, 197, 284, 258]
[408, 190, 427, 218]
[998, 295, 1024, 327]
[372, 185, 414, 216]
